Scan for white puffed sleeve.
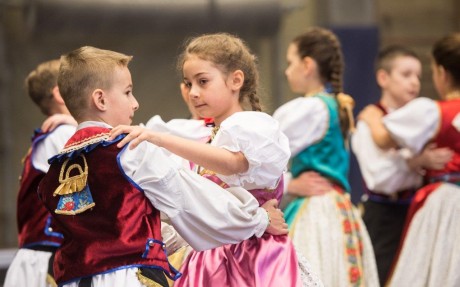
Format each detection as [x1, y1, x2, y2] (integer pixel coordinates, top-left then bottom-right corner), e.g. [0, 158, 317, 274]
[351, 120, 422, 194]
[273, 97, 328, 156]
[383, 97, 440, 153]
[33, 124, 76, 172]
[145, 115, 211, 142]
[119, 141, 269, 251]
[211, 111, 290, 190]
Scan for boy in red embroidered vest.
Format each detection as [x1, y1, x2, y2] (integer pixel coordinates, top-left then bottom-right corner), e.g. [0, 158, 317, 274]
[37, 46, 287, 287]
[4, 59, 76, 287]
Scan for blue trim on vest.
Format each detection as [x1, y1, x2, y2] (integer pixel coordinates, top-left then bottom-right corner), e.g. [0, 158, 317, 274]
[48, 134, 125, 164]
[116, 144, 145, 193]
[23, 241, 61, 249]
[44, 215, 64, 239]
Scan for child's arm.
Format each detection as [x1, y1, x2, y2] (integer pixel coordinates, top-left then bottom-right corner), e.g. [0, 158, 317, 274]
[358, 105, 397, 149]
[406, 143, 453, 172]
[110, 125, 248, 176]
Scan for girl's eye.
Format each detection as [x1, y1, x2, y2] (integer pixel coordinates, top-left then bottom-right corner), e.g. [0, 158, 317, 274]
[184, 82, 192, 88]
[199, 79, 208, 85]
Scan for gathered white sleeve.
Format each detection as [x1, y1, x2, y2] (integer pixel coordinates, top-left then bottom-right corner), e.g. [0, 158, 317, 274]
[273, 97, 328, 156]
[383, 97, 440, 154]
[145, 115, 211, 142]
[33, 125, 76, 173]
[351, 121, 422, 194]
[212, 112, 290, 190]
[119, 142, 268, 251]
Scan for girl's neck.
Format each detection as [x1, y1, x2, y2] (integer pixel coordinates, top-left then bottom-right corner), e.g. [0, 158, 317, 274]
[304, 85, 325, 97]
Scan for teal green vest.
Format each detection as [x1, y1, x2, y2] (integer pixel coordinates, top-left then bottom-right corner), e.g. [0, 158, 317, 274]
[290, 93, 350, 192]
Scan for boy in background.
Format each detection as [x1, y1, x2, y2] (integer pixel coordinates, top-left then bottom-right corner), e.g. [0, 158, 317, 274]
[4, 59, 76, 287]
[351, 45, 452, 286]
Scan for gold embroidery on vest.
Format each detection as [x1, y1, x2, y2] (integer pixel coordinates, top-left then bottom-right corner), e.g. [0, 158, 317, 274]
[54, 154, 95, 215]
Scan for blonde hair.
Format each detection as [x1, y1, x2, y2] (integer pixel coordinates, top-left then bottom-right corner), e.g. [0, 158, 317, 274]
[292, 27, 353, 139]
[25, 59, 60, 116]
[58, 46, 132, 120]
[177, 33, 262, 111]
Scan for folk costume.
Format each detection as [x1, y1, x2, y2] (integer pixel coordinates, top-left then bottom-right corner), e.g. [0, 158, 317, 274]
[38, 121, 271, 287]
[273, 92, 379, 287]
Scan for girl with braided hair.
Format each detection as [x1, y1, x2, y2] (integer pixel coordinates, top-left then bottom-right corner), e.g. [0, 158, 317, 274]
[273, 27, 379, 286]
[110, 33, 322, 287]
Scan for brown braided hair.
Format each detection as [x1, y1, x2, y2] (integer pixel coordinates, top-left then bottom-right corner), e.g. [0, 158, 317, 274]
[177, 33, 262, 112]
[292, 27, 352, 139]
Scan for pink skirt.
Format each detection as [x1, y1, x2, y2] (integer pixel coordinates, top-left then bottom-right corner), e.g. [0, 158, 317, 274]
[174, 234, 302, 287]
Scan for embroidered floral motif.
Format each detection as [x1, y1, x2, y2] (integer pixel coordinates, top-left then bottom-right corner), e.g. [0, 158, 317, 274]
[54, 154, 95, 215]
[336, 193, 363, 286]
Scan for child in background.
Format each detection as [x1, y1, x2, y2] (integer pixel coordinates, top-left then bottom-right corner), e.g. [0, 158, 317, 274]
[359, 32, 460, 287]
[4, 59, 76, 287]
[351, 45, 452, 286]
[38, 46, 287, 287]
[273, 27, 379, 286]
[110, 33, 322, 287]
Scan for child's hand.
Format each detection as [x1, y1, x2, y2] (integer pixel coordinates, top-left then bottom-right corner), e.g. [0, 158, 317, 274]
[419, 143, 453, 170]
[41, 114, 77, 132]
[109, 125, 160, 149]
[287, 171, 332, 197]
[261, 199, 288, 235]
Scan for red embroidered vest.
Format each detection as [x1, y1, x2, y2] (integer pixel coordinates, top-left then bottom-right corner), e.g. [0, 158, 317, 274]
[17, 129, 63, 248]
[38, 127, 177, 284]
[425, 99, 460, 180]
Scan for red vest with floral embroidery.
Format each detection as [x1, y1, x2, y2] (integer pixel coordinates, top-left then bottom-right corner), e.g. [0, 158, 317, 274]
[38, 126, 177, 284]
[17, 130, 63, 248]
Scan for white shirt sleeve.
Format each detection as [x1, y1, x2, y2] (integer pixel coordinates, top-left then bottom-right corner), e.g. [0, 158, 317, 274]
[351, 121, 422, 194]
[32, 125, 76, 173]
[212, 112, 290, 190]
[273, 97, 329, 156]
[145, 115, 211, 142]
[383, 97, 440, 154]
[119, 142, 268, 251]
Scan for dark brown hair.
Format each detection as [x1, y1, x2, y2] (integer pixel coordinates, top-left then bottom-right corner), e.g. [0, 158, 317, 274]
[432, 33, 460, 88]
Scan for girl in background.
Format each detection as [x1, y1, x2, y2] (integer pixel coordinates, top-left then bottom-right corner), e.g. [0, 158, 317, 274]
[273, 27, 379, 286]
[110, 33, 322, 287]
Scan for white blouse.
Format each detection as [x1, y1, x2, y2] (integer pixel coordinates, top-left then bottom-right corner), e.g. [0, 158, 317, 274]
[273, 97, 329, 156]
[211, 111, 291, 190]
[383, 97, 440, 154]
[77, 122, 268, 252]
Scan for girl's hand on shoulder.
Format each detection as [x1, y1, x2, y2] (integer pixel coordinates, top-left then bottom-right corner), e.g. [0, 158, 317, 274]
[41, 114, 77, 132]
[109, 125, 160, 149]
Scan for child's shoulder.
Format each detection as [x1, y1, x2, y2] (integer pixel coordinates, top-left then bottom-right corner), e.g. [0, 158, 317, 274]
[222, 111, 276, 128]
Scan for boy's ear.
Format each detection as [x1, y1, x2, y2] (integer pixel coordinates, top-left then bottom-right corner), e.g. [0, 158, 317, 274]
[51, 86, 65, 105]
[91, 89, 107, 111]
[230, 70, 244, 91]
[376, 69, 389, 88]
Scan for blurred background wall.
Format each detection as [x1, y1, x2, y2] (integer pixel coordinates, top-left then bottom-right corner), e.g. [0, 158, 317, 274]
[0, 0, 459, 268]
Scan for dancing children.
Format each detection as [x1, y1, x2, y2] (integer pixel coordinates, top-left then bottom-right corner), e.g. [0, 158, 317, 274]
[37, 46, 288, 287]
[4, 59, 76, 287]
[359, 32, 460, 287]
[110, 33, 323, 287]
[272, 27, 379, 286]
[351, 45, 453, 286]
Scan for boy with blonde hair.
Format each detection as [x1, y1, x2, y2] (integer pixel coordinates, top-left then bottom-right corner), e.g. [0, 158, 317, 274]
[37, 46, 286, 287]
